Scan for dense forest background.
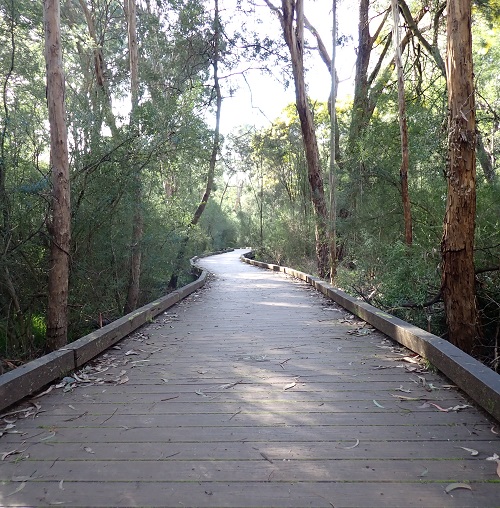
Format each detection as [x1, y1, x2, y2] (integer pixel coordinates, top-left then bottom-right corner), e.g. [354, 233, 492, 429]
[0, 0, 498, 372]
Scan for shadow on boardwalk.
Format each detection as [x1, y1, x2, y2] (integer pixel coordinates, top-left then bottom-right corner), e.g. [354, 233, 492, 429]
[0, 249, 498, 507]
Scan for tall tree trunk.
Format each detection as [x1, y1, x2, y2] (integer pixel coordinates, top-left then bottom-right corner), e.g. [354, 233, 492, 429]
[441, 0, 479, 355]
[328, 0, 337, 282]
[168, 0, 222, 289]
[392, 0, 412, 245]
[44, 0, 71, 351]
[348, 0, 372, 152]
[123, 0, 143, 314]
[265, 0, 329, 277]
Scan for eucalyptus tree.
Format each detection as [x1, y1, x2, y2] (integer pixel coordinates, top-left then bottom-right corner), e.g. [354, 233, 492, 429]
[123, 0, 143, 314]
[441, 0, 479, 354]
[391, 0, 412, 246]
[263, 0, 329, 278]
[44, 0, 71, 350]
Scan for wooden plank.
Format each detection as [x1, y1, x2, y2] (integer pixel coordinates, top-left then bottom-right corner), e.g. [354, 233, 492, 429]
[15, 410, 490, 428]
[3, 480, 497, 508]
[2, 458, 494, 483]
[9, 439, 495, 461]
[2, 422, 492, 444]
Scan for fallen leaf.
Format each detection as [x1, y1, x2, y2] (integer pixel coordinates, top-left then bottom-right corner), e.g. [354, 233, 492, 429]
[458, 446, 479, 456]
[116, 376, 129, 385]
[84, 447, 95, 454]
[405, 365, 419, 372]
[491, 426, 498, 435]
[221, 380, 243, 390]
[283, 382, 296, 391]
[342, 439, 360, 449]
[59, 479, 65, 490]
[418, 467, 428, 477]
[391, 394, 421, 401]
[485, 453, 499, 461]
[195, 390, 207, 397]
[402, 356, 420, 364]
[32, 386, 54, 398]
[1, 449, 26, 461]
[6, 482, 25, 497]
[39, 431, 56, 441]
[12, 475, 32, 482]
[445, 483, 472, 494]
[373, 400, 385, 409]
[429, 403, 449, 412]
[449, 404, 472, 411]
[125, 350, 139, 356]
[395, 385, 411, 393]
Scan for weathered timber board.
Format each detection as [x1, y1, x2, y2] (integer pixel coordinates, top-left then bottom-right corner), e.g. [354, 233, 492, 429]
[0, 249, 498, 508]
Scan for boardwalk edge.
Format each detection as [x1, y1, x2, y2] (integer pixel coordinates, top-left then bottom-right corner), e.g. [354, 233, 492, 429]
[0, 258, 209, 412]
[240, 251, 500, 423]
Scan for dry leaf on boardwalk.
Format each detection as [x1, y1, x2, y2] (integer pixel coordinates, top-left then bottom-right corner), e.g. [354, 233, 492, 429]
[1, 448, 26, 461]
[6, 482, 25, 497]
[458, 447, 479, 456]
[342, 439, 359, 449]
[391, 394, 422, 401]
[394, 385, 411, 393]
[283, 382, 296, 391]
[115, 375, 129, 385]
[445, 483, 472, 494]
[39, 431, 55, 441]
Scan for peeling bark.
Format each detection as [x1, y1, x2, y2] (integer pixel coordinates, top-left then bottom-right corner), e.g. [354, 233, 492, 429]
[441, 0, 479, 354]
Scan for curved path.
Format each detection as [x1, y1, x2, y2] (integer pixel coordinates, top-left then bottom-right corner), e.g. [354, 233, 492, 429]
[0, 250, 498, 507]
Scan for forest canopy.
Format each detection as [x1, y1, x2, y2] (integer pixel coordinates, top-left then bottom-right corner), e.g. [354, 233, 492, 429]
[0, 0, 498, 373]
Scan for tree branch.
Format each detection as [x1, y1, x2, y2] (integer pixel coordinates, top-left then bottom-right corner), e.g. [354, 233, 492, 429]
[304, 15, 330, 72]
[398, 0, 446, 77]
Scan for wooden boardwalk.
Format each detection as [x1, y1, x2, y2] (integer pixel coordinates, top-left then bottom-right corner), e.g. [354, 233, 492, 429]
[0, 249, 499, 507]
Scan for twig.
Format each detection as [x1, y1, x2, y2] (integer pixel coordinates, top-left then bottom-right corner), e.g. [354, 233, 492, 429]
[100, 408, 118, 425]
[63, 411, 88, 422]
[260, 452, 274, 464]
[228, 410, 242, 421]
